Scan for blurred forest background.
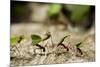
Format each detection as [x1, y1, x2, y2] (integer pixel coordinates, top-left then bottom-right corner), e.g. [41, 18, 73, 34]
[11, 1, 95, 31]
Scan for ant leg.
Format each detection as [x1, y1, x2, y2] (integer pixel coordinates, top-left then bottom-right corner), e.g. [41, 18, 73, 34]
[36, 44, 45, 52]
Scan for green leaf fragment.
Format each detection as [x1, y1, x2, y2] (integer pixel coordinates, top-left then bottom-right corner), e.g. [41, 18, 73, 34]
[10, 36, 19, 46]
[31, 34, 42, 45]
[76, 42, 82, 48]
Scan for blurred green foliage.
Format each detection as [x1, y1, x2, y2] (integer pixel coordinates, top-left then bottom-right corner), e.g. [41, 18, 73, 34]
[48, 4, 62, 17]
[48, 4, 90, 24]
[64, 5, 90, 24]
[12, 4, 27, 17]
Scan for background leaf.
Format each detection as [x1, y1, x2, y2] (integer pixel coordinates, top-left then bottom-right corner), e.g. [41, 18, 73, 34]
[66, 5, 90, 24]
[48, 4, 62, 17]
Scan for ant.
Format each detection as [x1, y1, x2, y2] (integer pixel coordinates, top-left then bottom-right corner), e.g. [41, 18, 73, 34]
[57, 35, 70, 51]
[35, 32, 51, 52]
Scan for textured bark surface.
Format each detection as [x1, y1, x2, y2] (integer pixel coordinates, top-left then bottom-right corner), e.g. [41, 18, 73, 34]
[10, 23, 95, 66]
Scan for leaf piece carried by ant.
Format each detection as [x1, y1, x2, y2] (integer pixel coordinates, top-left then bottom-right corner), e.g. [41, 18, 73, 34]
[10, 36, 19, 46]
[76, 42, 82, 48]
[10, 35, 25, 46]
[31, 34, 42, 45]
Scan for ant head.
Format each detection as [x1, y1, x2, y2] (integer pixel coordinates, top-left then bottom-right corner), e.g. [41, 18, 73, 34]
[45, 31, 51, 35]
